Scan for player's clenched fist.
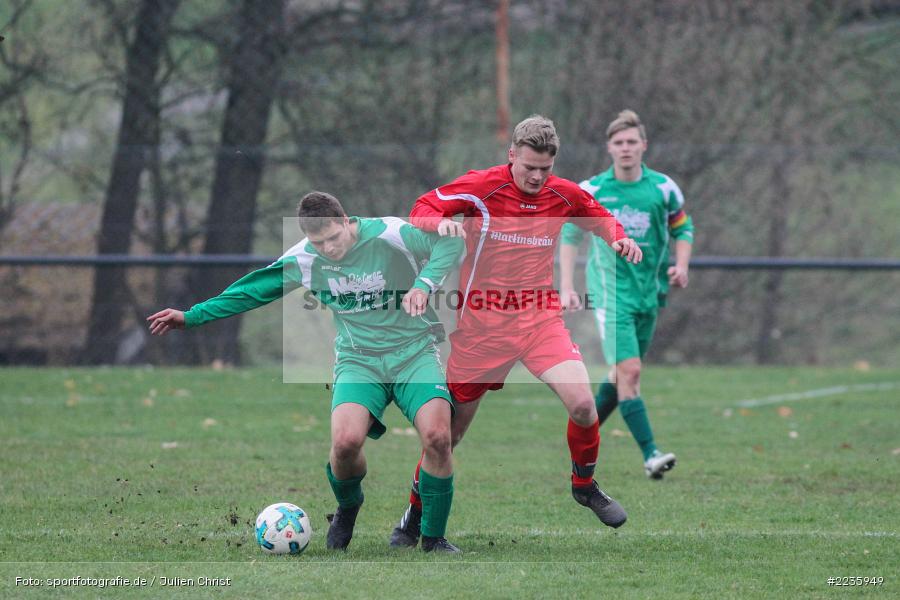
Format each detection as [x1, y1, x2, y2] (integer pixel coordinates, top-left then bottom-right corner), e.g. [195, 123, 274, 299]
[401, 288, 429, 317]
[559, 287, 583, 311]
[667, 265, 689, 288]
[611, 238, 642, 264]
[147, 308, 186, 336]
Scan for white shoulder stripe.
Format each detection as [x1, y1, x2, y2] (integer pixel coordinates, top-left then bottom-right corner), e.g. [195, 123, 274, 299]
[377, 217, 419, 274]
[579, 179, 600, 196]
[279, 238, 315, 288]
[657, 175, 685, 212]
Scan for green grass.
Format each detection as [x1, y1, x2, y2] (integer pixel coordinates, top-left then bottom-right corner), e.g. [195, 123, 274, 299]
[0, 367, 897, 599]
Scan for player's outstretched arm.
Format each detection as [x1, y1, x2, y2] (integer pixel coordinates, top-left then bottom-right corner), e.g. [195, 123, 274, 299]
[610, 238, 643, 264]
[147, 308, 186, 336]
[146, 260, 302, 335]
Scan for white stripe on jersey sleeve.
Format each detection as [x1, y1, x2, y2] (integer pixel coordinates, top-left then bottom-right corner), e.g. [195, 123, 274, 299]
[418, 277, 437, 293]
[377, 217, 420, 274]
[656, 175, 685, 214]
[279, 239, 315, 288]
[434, 188, 491, 322]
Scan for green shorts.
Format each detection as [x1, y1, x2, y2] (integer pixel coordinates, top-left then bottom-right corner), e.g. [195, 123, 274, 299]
[332, 337, 453, 440]
[594, 307, 658, 365]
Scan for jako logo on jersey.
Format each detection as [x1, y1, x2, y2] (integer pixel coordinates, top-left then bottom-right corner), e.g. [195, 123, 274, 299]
[489, 230, 554, 246]
[328, 271, 386, 303]
[520, 202, 537, 210]
[611, 206, 651, 238]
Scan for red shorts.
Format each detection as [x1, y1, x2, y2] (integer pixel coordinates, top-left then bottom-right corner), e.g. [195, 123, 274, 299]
[447, 317, 582, 403]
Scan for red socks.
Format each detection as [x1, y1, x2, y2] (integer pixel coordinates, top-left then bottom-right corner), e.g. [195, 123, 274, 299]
[409, 452, 424, 510]
[568, 418, 599, 487]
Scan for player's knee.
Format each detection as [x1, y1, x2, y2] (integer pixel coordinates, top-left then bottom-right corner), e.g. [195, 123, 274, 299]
[420, 425, 452, 458]
[569, 397, 596, 424]
[330, 431, 365, 462]
[618, 361, 642, 388]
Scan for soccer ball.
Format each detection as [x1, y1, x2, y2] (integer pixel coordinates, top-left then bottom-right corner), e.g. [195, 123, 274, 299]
[254, 502, 312, 555]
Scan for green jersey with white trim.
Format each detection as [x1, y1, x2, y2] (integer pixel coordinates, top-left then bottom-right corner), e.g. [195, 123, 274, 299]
[561, 165, 694, 312]
[184, 217, 464, 353]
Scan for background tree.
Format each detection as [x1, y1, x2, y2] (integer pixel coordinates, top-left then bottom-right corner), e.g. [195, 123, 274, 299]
[187, 0, 288, 364]
[0, 0, 45, 231]
[83, 0, 181, 364]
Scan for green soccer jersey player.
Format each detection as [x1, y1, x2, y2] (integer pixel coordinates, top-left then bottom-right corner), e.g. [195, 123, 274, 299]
[147, 191, 465, 552]
[559, 110, 694, 479]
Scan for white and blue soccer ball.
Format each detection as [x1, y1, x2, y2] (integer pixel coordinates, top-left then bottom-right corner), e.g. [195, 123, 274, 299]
[255, 502, 312, 555]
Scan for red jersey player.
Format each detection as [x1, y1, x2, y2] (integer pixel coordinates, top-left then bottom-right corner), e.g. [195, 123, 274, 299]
[389, 115, 643, 550]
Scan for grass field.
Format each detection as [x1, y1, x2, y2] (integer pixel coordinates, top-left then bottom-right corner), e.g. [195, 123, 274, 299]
[1, 366, 897, 599]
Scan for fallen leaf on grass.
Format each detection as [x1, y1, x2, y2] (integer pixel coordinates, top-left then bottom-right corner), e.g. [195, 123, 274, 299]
[142, 397, 155, 407]
[777, 406, 793, 417]
[202, 418, 219, 429]
[788, 431, 799, 439]
[738, 408, 753, 416]
[292, 415, 319, 432]
[891, 448, 900, 456]
[390, 427, 417, 436]
[161, 441, 179, 449]
[610, 428, 627, 437]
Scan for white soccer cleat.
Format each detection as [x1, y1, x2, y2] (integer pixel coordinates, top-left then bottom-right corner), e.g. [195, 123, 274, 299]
[644, 451, 676, 479]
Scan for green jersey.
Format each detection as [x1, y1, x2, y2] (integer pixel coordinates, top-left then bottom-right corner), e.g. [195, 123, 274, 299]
[184, 217, 464, 353]
[561, 165, 694, 312]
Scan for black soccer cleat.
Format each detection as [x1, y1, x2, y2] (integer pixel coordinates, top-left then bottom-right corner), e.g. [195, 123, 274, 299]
[389, 504, 422, 548]
[572, 480, 627, 528]
[326, 501, 363, 550]
[421, 536, 460, 553]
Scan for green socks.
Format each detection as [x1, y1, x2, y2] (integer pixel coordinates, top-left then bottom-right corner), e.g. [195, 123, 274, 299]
[618, 397, 657, 461]
[418, 468, 454, 538]
[326, 462, 452, 537]
[598, 382, 660, 461]
[595, 380, 619, 425]
[326, 463, 365, 508]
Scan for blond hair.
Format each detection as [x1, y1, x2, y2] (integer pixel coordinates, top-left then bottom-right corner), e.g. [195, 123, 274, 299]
[606, 109, 647, 141]
[511, 115, 560, 156]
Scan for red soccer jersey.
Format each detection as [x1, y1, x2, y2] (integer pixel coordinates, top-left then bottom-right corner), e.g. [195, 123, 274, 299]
[410, 164, 626, 332]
